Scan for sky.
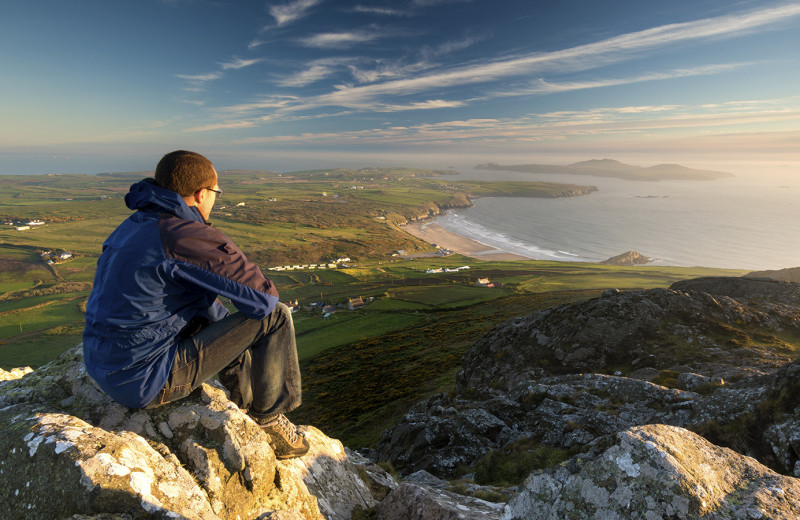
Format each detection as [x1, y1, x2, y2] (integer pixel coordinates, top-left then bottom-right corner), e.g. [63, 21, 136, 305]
[2, 0, 800, 176]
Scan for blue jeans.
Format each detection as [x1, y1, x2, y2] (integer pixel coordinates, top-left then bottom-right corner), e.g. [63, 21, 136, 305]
[146, 303, 302, 419]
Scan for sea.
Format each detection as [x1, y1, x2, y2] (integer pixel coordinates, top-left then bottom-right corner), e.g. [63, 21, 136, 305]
[430, 167, 800, 271]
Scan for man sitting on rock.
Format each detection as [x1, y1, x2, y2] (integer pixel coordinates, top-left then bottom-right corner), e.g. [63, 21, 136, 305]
[82, 150, 309, 459]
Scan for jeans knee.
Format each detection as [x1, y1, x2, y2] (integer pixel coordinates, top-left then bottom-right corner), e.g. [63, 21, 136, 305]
[260, 302, 294, 333]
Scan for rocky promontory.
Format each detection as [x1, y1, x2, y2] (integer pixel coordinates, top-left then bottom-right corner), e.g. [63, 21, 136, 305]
[0, 347, 394, 519]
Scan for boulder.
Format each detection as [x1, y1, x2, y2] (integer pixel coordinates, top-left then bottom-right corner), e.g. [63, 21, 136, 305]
[502, 424, 800, 519]
[0, 346, 388, 519]
[376, 482, 504, 520]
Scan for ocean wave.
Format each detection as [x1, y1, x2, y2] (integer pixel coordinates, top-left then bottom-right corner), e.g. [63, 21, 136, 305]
[440, 212, 589, 262]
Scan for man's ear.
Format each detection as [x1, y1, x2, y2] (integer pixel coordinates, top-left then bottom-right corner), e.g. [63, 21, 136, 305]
[183, 190, 203, 207]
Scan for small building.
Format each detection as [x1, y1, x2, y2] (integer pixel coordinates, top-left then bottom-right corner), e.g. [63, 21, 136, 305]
[476, 278, 491, 287]
[59, 252, 73, 260]
[347, 297, 366, 310]
[237, 202, 246, 207]
[27, 220, 45, 226]
[15, 226, 30, 231]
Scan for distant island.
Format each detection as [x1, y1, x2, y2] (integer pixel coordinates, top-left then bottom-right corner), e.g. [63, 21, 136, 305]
[476, 159, 734, 181]
[600, 250, 654, 266]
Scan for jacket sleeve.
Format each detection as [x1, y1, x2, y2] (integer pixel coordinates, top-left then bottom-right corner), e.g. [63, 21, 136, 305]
[160, 219, 279, 319]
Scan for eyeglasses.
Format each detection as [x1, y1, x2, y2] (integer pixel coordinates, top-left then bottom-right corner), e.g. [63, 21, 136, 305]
[205, 187, 223, 197]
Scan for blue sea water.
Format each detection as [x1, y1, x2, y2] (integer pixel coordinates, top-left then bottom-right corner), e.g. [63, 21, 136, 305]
[431, 168, 800, 271]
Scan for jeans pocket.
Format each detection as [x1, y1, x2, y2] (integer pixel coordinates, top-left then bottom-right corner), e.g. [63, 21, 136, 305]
[156, 383, 193, 406]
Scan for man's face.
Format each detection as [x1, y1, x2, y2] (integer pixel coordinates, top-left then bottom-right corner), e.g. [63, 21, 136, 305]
[196, 171, 219, 221]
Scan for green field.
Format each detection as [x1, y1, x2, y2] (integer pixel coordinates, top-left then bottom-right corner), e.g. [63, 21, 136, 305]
[0, 169, 752, 448]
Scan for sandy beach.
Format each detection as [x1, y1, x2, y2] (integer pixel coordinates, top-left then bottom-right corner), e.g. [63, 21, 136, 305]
[402, 221, 531, 261]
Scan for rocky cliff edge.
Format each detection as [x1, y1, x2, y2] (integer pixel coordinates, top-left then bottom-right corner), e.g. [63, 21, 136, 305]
[0, 346, 394, 519]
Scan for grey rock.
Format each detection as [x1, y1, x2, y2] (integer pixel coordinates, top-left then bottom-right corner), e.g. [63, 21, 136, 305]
[374, 393, 520, 477]
[375, 482, 504, 520]
[502, 424, 800, 520]
[405, 470, 447, 488]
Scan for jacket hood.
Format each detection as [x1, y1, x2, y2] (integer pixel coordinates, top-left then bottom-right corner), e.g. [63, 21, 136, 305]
[124, 178, 205, 223]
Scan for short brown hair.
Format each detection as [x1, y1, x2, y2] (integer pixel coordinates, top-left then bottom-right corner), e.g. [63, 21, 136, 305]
[154, 150, 217, 197]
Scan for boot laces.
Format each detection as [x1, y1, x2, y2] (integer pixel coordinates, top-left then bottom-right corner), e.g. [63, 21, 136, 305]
[275, 414, 299, 443]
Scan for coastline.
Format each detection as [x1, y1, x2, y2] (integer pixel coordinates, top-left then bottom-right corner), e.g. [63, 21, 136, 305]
[402, 220, 532, 261]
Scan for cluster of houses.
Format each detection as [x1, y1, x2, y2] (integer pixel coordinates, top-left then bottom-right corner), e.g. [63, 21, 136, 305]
[420, 265, 501, 287]
[302, 296, 372, 319]
[424, 265, 470, 274]
[268, 257, 352, 272]
[40, 250, 73, 264]
[6, 219, 45, 231]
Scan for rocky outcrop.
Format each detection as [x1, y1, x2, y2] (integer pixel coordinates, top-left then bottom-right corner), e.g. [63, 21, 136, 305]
[375, 277, 800, 489]
[745, 266, 800, 283]
[0, 346, 392, 519]
[600, 250, 654, 265]
[457, 281, 800, 395]
[503, 424, 800, 519]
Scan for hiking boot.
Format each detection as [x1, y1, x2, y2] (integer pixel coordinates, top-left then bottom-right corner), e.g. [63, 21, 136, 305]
[251, 413, 310, 460]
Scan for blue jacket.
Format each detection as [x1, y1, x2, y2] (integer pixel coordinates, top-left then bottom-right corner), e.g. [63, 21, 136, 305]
[83, 178, 279, 408]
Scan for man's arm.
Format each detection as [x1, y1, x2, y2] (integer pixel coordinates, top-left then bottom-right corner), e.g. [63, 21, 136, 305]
[160, 219, 279, 319]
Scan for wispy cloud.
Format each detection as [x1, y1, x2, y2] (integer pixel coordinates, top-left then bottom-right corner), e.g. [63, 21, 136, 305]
[176, 72, 223, 82]
[298, 30, 380, 48]
[380, 99, 466, 111]
[220, 57, 263, 70]
[351, 5, 411, 16]
[422, 34, 486, 59]
[186, 120, 258, 132]
[176, 71, 224, 93]
[347, 60, 433, 84]
[269, 0, 322, 27]
[277, 64, 339, 87]
[491, 63, 757, 98]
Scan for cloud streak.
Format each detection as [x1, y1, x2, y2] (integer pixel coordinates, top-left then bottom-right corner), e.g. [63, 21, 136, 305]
[269, 0, 322, 27]
[220, 57, 263, 70]
[298, 29, 380, 48]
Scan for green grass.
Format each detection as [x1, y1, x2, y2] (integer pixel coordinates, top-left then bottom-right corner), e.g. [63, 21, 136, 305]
[367, 299, 434, 311]
[388, 284, 513, 307]
[295, 311, 424, 361]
